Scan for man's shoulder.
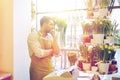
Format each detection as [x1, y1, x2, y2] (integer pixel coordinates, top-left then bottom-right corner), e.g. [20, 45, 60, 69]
[29, 31, 37, 35]
[27, 31, 38, 39]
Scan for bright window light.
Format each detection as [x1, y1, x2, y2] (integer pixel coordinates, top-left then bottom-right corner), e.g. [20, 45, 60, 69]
[36, 0, 87, 12]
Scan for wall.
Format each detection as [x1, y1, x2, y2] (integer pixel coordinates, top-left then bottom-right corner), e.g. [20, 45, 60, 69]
[0, 0, 13, 76]
[13, 0, 31, 80]
[0, 0, 31, 80]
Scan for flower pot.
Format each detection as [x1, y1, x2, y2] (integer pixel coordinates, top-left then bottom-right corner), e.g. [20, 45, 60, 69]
[94, 11, 99, 18]
[93, 34, 104, 44]
[104, 36, 114, 45]
[99, 8, 108, 18]
[98, 62, 110, 74]
[91, 66, 98, 72]
[82, 34, 91, 43]
[82, 62, 91, 71]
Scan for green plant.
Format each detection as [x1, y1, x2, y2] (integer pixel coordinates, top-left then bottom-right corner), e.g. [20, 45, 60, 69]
[53, 17, 67, 32]
[98, 44, 116, 63]
[87, 0, 93, 10]
[99, 0, 110, 8]
[102, 19, 112, 34]
[92, 18, 105, 34]
[103, 20, 118, 35]
[92, 18, 118, 35]
[52, 17, 67, 47]
[110, 20, 119, 35]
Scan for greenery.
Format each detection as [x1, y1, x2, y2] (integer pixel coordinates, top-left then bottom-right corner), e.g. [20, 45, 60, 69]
[52, 17, 67, 47]
[79, 43, 119, 64]
[53, 17, 67, 32]
[109, 20, 119, 35]
[92, 18, 118, 35]
[97, 44, 117, 63]
[99, 0, 111, 8]
[92, 18, 105, 34]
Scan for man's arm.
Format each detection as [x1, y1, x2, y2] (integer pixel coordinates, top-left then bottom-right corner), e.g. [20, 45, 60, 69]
[50, 30, 60, 56]
[27, 32, 53, 58]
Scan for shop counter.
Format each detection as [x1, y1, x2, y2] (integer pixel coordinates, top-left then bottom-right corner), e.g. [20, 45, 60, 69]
[43, 66, 120, 80]
[0, 71, 12, 80]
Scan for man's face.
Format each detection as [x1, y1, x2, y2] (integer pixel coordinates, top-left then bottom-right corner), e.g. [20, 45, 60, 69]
[45, 20, 55, 33]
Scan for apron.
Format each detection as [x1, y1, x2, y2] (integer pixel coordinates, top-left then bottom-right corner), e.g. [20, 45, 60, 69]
[30, 32, 54, 80]
[30, 54, 54, 80]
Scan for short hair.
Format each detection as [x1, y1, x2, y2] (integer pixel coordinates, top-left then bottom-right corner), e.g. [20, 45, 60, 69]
[40, 16, 54, 26]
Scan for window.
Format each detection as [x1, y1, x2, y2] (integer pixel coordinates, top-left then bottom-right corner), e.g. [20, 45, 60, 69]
[31, 0, 120, 69]
[32, 0, 120, 47]
[31, 0, 90, 48]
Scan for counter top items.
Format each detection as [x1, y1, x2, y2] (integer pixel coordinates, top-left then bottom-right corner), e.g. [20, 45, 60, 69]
[43, 66, 79, 80]
[91, 74, 100, 80]
[78, 43, 119, 75]
[44, 64, 120, 80]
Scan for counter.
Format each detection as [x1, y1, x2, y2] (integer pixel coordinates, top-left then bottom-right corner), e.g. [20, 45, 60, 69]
[0, 71, 12, 80]
[43, 66, 120, 80]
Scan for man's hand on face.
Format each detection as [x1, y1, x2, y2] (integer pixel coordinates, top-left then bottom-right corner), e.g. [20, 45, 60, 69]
[49, 29, 56, 37]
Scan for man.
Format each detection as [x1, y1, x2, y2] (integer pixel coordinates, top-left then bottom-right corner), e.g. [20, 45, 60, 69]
[27, 16, 60, 80]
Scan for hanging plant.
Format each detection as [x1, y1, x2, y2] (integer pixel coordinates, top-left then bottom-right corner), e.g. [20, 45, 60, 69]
[52, 17, 67, 47]
[99, 0, 111, 8]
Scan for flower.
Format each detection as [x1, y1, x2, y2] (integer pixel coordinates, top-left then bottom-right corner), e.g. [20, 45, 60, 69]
[98, 44, 116, 63]
[92, 18, 105, 34]
[92, 17, 117, 35]
[81, 21, 93, 34]
[81, 18, 118, 35]
[79, 43, 92, 63]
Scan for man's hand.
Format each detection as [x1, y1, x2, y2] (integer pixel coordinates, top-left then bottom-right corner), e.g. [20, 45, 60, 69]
[50, 29, 60, 56]
[50, 29, 56, 38]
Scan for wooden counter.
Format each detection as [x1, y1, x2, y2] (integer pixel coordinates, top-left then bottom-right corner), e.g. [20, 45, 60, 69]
[0, 71, 12, 80]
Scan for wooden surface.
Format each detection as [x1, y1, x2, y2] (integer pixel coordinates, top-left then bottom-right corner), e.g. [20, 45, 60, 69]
[0, 71, 12, 80]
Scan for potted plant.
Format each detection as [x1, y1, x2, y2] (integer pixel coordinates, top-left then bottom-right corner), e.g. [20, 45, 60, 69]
[98, 0, 111, 17]
[114, 29, 120, 45]
[92, 18, 105, 44]
[79, 43, 92, 71]
[99, 0, 111, 8]
[81, 21, 93, 35]
[81, 20, 93, 43]
[104, 20, 118, 45]
[97, 44, 117, 74]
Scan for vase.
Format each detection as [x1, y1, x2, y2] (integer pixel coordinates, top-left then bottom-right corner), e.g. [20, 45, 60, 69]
[93, 34, 104, 44]
[82, 62, 91, 71]
[67, 52, 77, 66]
[98, 62, 110, 74]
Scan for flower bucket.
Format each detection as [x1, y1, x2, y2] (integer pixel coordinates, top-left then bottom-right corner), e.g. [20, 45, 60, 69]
[93, 34, 104, 44]
[99, 9, 108, 18]
[98, 62, 110, 74]
[104, 36, 114, 45]
[82, 62, 91, 71]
